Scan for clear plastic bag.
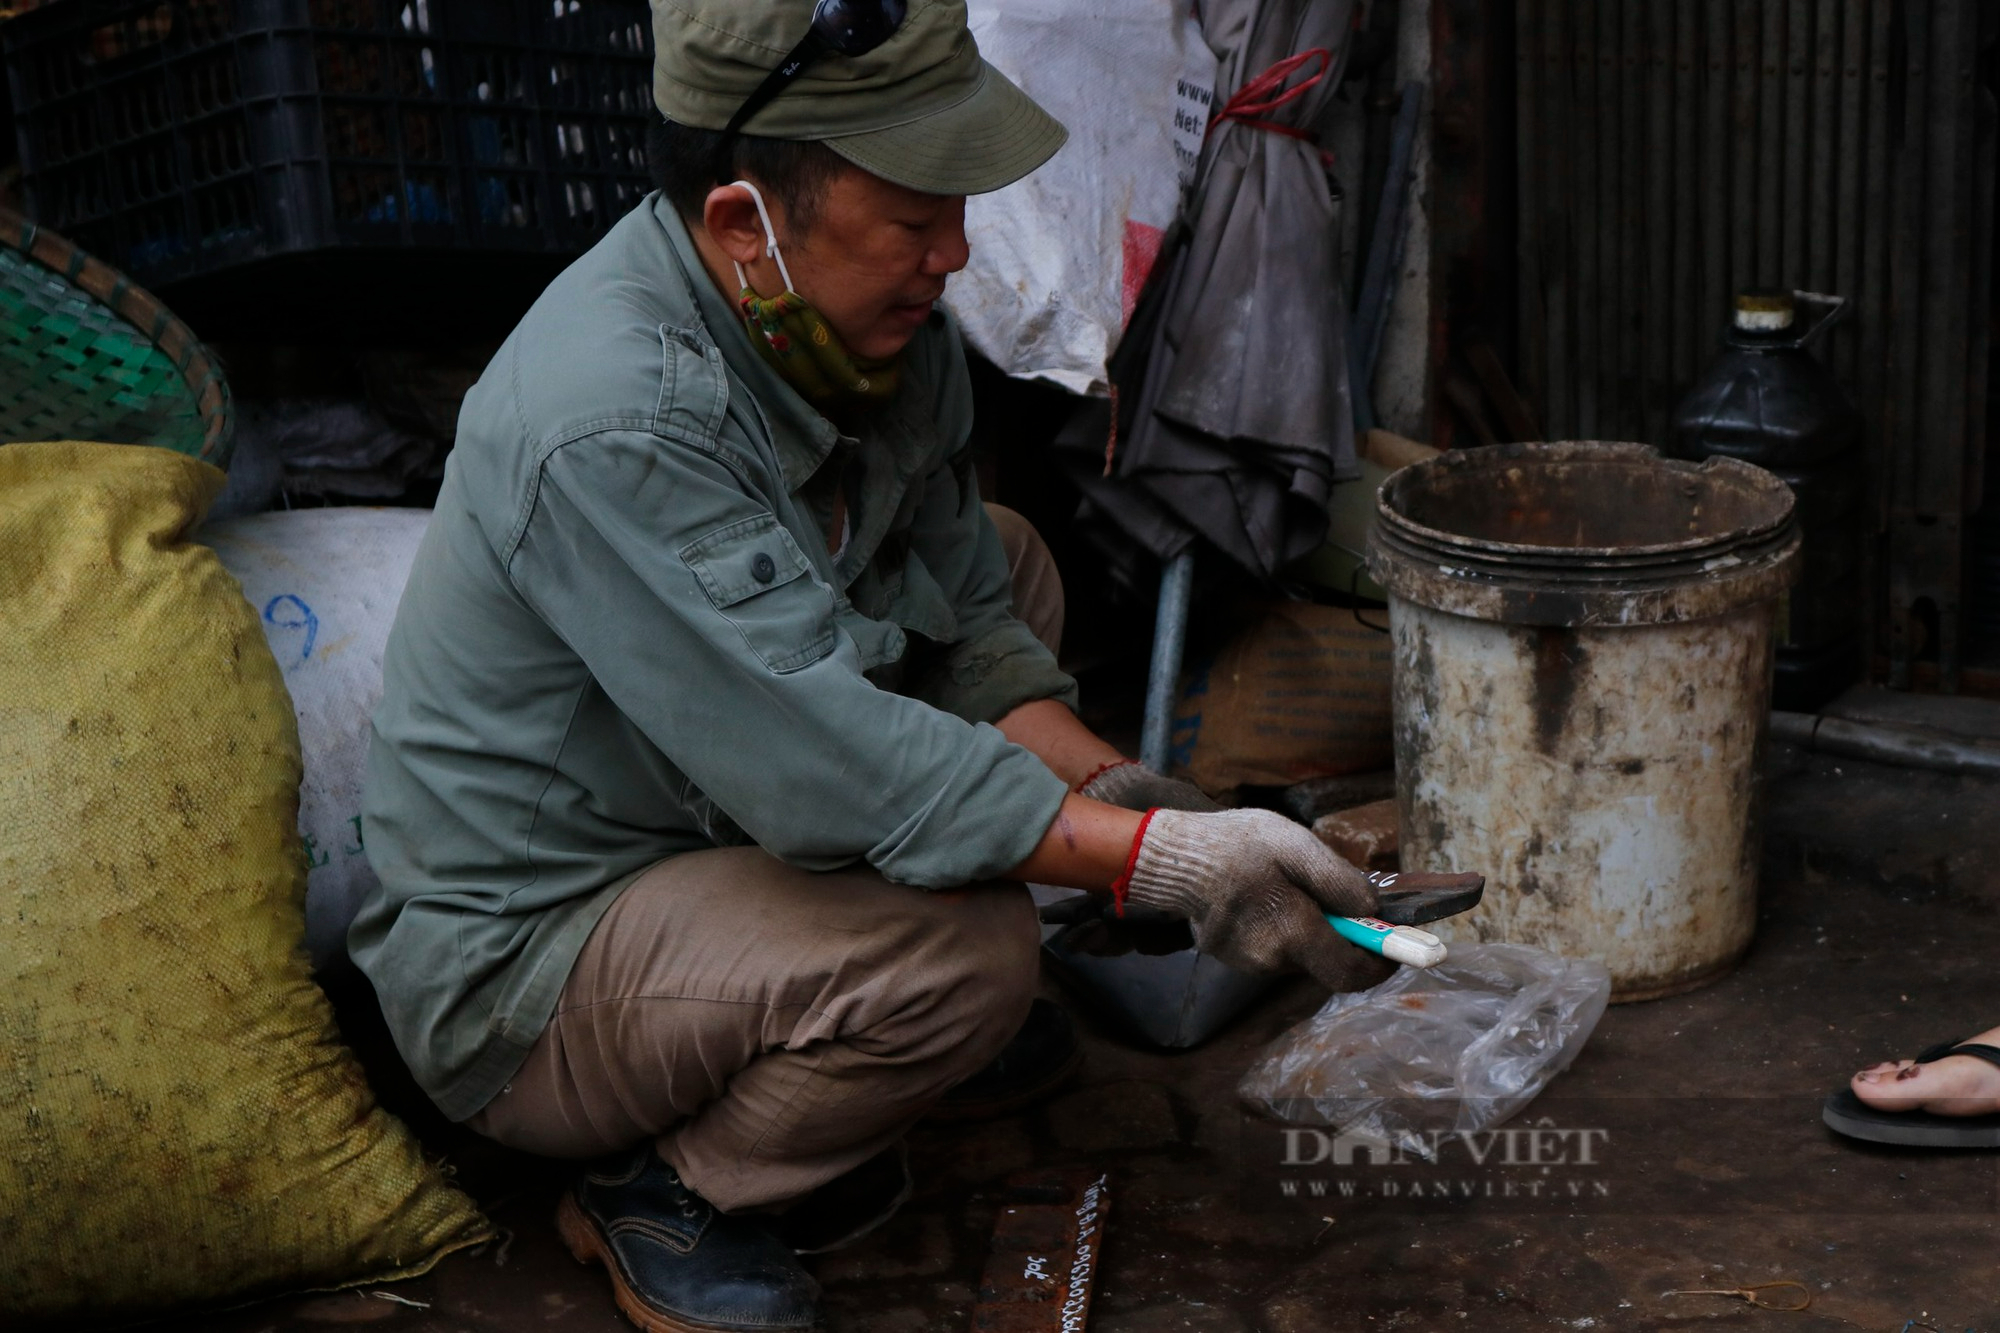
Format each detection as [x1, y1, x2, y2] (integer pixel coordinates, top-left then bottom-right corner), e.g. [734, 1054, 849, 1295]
[1238, 943, 1611, 1153]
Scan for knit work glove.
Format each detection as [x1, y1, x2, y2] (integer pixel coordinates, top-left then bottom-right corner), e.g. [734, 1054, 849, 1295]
[1118, 808, 1399, 992]
[1039, 763, 1216, 957]
[1077, 759, 1223, 813]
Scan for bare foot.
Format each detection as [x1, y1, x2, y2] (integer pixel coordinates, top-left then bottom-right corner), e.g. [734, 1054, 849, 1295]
[1852, 1022, 2000, 1117]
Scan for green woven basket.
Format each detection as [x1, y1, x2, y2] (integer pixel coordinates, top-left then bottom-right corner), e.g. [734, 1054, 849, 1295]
[0, 207, 232, 466]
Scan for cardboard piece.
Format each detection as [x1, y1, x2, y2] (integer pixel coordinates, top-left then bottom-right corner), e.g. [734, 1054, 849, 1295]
[1171, 602, 1395, 794]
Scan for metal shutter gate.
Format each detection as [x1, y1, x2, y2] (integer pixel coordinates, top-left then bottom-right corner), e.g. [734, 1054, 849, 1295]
[1513, 0, 1996, 688]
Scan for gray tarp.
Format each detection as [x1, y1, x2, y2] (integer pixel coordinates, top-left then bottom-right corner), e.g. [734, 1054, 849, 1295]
[1058, 0, 1357, 584]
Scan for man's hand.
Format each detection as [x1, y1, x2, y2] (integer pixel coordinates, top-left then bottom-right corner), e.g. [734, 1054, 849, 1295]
[1039, 761, 1217, 957]
[1122, 809, 1398, 992]
[1077, 759, 1221, 813]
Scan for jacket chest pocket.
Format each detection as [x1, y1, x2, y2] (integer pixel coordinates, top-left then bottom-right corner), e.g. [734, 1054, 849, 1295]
[680, 515, 836, 674]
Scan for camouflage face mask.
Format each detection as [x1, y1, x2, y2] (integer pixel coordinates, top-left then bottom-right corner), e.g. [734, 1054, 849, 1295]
[729, 180, 901, 413]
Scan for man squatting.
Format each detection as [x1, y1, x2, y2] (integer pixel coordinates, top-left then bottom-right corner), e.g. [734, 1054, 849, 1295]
[353, 1, 1395, 1327]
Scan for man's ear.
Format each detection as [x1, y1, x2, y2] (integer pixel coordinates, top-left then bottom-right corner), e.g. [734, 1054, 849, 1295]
[702, 183, 772, 268]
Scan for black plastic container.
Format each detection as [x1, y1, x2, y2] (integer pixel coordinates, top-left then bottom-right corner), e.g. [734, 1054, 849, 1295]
[2, 0, 654, 291]
[1668, 290, 1864, 712]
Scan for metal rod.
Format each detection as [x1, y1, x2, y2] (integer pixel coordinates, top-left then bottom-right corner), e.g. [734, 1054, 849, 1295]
[1140, 550, 1196, 775]
[1770, 711, 2000, 778]
[1349, 81, 1423, 433]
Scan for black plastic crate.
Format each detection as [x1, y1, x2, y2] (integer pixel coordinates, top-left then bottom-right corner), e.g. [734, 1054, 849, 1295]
[3, 0, 655, 288]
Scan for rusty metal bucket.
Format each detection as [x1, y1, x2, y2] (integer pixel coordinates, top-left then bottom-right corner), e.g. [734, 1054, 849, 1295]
[1367, 442, 1801, 1001]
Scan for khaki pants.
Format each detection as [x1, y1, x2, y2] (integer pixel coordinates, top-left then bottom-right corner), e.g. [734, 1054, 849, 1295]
[468, 504, 1065, 1212]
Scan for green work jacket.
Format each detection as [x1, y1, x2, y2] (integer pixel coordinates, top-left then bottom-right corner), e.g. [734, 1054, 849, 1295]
[352, 195, 1077, 1122]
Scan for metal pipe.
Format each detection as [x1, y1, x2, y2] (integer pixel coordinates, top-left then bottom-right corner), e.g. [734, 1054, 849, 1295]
[1139, 550, 1195, 774]
[1770, 710, 2000, 778]
[1348, 81, 1423, 433]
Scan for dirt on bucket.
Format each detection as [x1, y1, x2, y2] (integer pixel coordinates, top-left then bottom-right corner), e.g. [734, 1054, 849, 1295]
[1366, 441, 1804, 1001]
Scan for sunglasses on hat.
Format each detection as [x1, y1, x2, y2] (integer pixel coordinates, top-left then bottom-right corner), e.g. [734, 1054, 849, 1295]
[714, 0, 909, 174]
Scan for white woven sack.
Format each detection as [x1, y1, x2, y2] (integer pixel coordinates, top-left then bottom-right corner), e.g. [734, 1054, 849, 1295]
[204, 508, 431, 970]
[946, 0, 1217, 395]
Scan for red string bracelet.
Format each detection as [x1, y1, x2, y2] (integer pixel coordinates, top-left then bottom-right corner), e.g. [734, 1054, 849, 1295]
[1107, 807, 1161, 918]
[1075, 758, 1140, 793]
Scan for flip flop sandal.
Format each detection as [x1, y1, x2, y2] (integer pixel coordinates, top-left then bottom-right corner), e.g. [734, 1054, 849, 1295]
[1821, 1038, 2000, 1148]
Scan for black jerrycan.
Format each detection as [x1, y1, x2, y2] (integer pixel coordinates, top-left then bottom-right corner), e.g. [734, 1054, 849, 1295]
[1669, 290, 1863, 713]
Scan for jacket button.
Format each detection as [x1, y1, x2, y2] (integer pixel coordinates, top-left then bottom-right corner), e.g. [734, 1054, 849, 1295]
[751, 552, 777, 583]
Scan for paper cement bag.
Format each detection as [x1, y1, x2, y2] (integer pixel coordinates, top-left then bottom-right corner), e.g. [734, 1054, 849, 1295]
[1171, 602, 1395, 794]
[946, 0, 1217, 395]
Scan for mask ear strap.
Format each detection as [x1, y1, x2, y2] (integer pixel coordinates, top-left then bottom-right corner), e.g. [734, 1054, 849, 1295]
[728, 179, 796, 294]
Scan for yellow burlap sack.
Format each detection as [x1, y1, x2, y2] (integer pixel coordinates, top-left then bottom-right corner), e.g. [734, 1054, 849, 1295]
[0, 442, 491, 1325]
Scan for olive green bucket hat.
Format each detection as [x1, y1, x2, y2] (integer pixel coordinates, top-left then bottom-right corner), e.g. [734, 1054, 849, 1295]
[650, 0, 1067, 196]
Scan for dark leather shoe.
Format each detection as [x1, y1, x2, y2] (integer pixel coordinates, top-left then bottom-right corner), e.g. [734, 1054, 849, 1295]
[556, 1146, 819, 1332]
[770, 1141, 912, 1255]
[926, 998, 1082, 1123]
